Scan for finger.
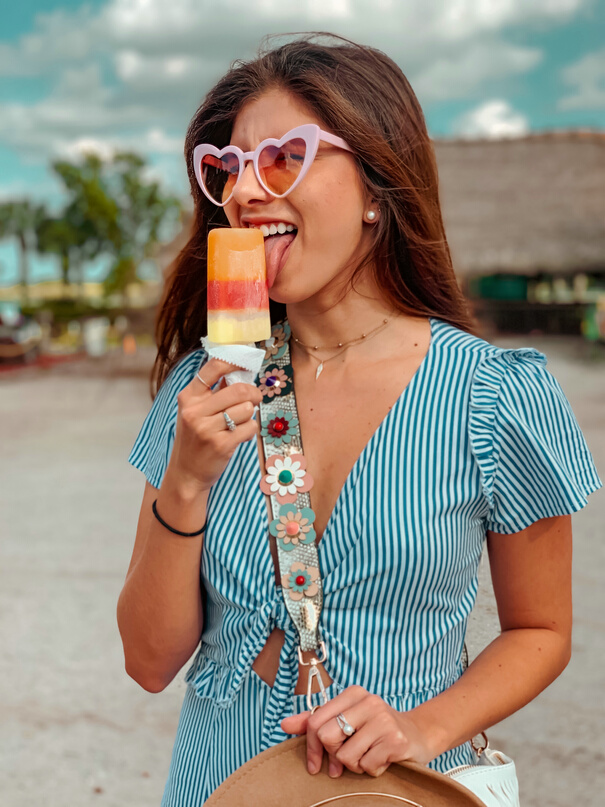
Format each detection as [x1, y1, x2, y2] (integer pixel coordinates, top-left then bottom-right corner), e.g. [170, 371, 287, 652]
[318, 696, 389, 772]
[334, 723, 378, 775]
[203, 382, 263, 415]
[281, 712, 310, 735]
[358, 739, 394, 778]
[328, 755, 344, 778]
[226, 418, 258, 446]
[307, 687, 368, 758]
[192, 358, 247, 393]
[212, 401, 256, 432]
[305, 687, 368, 773]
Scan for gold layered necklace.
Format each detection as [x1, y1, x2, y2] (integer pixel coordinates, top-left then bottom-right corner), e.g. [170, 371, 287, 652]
[291, 318, 389, 380]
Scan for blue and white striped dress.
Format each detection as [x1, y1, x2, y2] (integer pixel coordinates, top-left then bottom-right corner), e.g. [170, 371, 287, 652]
[129, 317, 601, 806]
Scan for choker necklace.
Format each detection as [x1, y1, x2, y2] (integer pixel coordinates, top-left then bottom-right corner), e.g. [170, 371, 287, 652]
[291, 318, 389, 380]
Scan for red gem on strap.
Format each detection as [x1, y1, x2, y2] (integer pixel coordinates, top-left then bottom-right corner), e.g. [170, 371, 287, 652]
[295, 575, 306, 586]
[268, 417, 288, 437]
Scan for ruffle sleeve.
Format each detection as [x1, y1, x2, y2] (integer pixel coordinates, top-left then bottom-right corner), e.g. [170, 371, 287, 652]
[128, 349, 207, 489]
[469, 347, 601, 535]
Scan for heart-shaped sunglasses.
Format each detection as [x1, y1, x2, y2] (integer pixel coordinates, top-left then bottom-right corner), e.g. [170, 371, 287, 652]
[193, 123, 352, 207]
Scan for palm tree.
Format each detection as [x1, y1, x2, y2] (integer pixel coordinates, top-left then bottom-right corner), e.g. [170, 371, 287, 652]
[0, 201, 47, 302]
[36, 216, 79, 290]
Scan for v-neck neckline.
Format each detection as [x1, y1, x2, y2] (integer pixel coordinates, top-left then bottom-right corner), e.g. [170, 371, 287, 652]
[291, 316, 438, 548]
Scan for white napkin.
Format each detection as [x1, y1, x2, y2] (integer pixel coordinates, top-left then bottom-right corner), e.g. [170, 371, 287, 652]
[201, 337, 266, 386]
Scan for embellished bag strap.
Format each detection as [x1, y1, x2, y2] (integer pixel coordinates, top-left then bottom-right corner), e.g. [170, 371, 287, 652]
[257, 321, 329, 710]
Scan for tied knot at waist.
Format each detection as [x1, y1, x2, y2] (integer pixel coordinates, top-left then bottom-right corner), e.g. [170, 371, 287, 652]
[185, 597, 299, 708]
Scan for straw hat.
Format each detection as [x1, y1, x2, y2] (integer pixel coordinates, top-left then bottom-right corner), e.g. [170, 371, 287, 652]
[206, 737, 485, 806]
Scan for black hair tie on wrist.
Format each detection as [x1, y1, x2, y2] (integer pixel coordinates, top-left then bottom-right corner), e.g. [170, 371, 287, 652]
[152, 499, 207, 537]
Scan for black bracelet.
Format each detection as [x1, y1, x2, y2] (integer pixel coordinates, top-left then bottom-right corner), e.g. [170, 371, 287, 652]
[152, 499, 207, 537]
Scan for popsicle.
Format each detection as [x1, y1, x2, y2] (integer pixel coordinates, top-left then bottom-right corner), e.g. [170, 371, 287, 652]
[207, 227, 271, 344]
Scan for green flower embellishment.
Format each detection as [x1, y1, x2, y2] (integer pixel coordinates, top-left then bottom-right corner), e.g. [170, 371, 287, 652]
[257, 363, 293, 402]
[270, 504, 316, 552]
[282, 561, 320, 602]
[261, 409, 299, 447]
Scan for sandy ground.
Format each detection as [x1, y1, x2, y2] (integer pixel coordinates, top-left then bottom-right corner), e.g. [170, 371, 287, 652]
[1, 336, 603, 806]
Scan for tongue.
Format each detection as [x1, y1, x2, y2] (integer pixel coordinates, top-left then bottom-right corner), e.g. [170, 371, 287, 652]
[264, 233, 296, 288]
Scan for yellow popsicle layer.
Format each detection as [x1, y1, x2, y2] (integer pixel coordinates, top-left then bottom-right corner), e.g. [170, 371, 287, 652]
[207, 311, 271, 344]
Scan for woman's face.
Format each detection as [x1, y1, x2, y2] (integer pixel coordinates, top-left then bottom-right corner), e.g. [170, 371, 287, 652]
[223, 88, 376, 305]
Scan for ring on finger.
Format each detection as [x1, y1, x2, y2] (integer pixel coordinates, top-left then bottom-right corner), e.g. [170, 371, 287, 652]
[335, 712, 356, 737]
[195, 372, 212, 390]
[223, 411, 237, 432]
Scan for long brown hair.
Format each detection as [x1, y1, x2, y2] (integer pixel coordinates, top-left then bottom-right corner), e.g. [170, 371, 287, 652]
[153, 33, 474, 394]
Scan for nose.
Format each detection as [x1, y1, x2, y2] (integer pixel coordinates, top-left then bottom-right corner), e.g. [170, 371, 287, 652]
[231, 158, 272, 206]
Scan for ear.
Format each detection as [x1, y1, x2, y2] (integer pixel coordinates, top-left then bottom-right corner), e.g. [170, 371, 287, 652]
[362, 196, 380, 223]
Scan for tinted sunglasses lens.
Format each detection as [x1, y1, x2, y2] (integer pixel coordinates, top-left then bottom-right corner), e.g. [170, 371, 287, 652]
[258, 138, 306, 196]
[201, 152, 239, 204]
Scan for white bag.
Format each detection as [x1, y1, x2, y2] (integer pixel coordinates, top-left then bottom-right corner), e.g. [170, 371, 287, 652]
[446, 741, 520, 807]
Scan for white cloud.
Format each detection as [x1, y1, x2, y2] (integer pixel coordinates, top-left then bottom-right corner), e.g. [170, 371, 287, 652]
[0, 0, 585, 75]
[559, 48, 605, 110]
[114, 49, 217, 92]
[453, 99, 529, 138]
[0, 0, 592, 171]
[56, 138, 119, 162]
[0, 7, 103, 76]
[0, 65, 147, 155]
[433, 0, 584, 39]
[412, 41, 541, 102]
[43, 127, 183, 162]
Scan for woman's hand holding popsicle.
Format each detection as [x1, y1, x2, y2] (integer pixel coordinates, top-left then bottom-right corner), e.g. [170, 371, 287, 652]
[163, 358, 263, 498]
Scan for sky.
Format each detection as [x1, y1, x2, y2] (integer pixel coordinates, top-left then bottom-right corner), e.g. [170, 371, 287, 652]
[0, 0, 604, 286]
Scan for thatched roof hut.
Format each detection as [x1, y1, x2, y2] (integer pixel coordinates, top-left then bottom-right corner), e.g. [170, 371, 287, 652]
[435, 131, 605, 277]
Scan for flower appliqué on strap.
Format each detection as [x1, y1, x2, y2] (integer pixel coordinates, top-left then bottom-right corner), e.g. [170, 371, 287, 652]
[270, 504, 316, 551]
[258, 364, 293, 401]
[263, 321, 290, 362]
[261, 409, 299, 447]
[282, 561, 320, 601]
[260, 454, 313, 504]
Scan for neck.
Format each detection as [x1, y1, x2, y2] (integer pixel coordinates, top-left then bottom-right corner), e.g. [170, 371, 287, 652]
[286, 275, 393, 351]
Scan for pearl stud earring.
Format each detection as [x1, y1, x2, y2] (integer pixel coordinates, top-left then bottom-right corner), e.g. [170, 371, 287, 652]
[366, 210, 376, 221]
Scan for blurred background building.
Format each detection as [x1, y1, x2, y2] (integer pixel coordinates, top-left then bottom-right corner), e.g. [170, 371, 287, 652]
[437, 130, 605, 337]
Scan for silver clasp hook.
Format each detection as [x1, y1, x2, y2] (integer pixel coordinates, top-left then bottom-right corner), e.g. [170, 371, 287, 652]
[300, 643, 329, 713]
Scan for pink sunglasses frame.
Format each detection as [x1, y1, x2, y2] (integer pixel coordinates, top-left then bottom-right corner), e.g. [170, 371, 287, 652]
[193, 123, 353, 207]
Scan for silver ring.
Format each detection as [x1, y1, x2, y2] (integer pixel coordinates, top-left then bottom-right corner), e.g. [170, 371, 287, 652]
[195, 372, 212, 390]
[335, 712, 355, 737]
[223, 411, 237, 432]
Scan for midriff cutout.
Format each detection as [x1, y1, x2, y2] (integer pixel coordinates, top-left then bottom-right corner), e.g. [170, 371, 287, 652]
[251, 629, 333, 694]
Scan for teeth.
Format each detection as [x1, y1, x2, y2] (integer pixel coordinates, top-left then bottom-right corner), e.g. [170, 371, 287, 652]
[248, 221, 297, 238]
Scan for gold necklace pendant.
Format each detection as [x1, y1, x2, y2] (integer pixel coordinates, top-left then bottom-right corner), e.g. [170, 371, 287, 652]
[315, 362, 324, 381]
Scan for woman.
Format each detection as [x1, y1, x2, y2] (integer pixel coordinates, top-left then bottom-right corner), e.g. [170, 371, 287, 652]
[117, 35, 601, 805]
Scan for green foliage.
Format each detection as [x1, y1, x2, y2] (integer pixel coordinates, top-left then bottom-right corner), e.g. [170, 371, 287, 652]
[0, 201, 47, 298]
[50, 151, 181, 296]
[36, 217, 81, 286]
[0, 151, 182, 301]
[21, 298, 114, 323]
